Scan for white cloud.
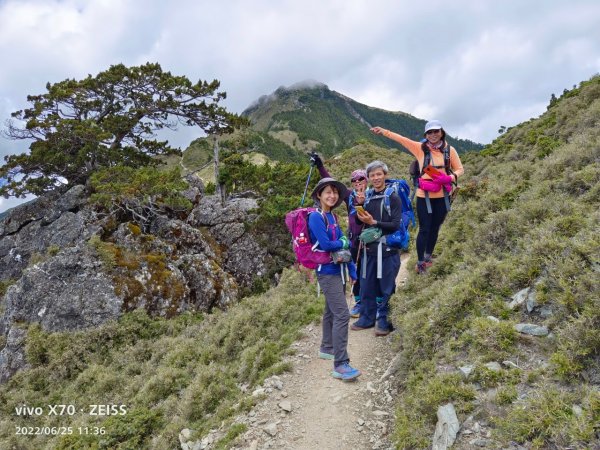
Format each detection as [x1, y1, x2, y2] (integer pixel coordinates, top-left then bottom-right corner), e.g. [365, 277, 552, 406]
[0, 193, 35, 214]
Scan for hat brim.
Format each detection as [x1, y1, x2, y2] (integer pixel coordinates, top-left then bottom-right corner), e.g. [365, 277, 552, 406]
[424, 126, 443, 135]
[311, 179, 348, 209]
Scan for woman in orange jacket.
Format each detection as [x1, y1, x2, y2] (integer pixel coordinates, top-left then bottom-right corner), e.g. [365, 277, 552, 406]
[371, 120, 464, 274]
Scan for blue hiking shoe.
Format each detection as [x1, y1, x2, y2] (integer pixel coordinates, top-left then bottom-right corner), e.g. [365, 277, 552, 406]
[349, 303, 361, 318]
[332, 362, 361, 381]
[350, 321, 374, 331]
[318, 351, 334, 360]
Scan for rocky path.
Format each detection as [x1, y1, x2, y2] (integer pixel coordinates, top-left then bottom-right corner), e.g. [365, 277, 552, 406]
[227, 254, 410, 450]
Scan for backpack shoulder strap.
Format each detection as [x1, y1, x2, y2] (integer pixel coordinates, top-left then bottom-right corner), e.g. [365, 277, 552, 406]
[382, 183, 396, 217]
[310, 208, 334, 246]
[363, 187, 375, 206]
[421, 143, 431, 176]
[443, 144, 451, 174]
[316, 207, 330, 226]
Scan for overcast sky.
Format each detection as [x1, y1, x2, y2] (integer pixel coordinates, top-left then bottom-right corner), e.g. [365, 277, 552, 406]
[1, 0, 600, 212]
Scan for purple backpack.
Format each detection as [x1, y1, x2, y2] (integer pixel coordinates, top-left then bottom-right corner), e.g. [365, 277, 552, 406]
[285, 207, 334, 269]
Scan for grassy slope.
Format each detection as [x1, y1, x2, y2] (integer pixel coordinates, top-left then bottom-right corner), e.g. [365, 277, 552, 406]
[390, 75, 600, 448]
[0, 270, 322, 449]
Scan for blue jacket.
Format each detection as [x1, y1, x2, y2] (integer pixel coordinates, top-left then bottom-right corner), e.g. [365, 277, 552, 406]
[308, 211, 357, 279]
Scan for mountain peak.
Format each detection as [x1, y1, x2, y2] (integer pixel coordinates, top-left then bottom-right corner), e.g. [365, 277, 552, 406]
[278, 79, 327, 92]
[240, 82, 483, 157]
[244, 80, 328, 114]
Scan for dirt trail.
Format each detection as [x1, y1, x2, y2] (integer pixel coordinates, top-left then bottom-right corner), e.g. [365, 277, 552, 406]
[231, 254, 410, 450]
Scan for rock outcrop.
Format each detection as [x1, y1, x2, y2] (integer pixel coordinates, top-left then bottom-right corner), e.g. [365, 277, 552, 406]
[0, 185, 93, 281]
[0, 184, 272, 382]
[188, 195, 269, 290]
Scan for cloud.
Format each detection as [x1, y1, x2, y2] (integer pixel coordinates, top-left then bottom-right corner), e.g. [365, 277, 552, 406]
[1, 0, 600, 212]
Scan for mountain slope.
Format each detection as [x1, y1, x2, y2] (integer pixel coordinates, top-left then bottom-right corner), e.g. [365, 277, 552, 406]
[389, 74, 600, 448]
[180, 81, 483, 175]
[242, 81, 483, 157]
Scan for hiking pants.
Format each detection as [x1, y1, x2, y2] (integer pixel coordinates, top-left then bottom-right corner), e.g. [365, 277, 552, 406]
[416, 197, 448, 261]
[350, 243, 361, 299]
[355, 251, 400, 329]
[317, 273, 350, 366]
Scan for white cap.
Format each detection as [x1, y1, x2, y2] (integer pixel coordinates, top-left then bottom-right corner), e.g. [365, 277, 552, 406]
[424, 120, 443, 134]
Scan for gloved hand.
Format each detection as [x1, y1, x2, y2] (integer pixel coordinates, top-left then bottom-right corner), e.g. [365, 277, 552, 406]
[309, 152, 323, 168]
[418, 179, 442, 192]
[431, 173, 453, 185]
[339, 235, 350, 250]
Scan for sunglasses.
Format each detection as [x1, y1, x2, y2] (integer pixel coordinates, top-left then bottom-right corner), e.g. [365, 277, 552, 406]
[351, 177, 366, 183]
[426, 129, 441, 135]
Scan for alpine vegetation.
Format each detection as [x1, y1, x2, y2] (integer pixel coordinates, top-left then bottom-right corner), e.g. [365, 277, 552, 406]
[390, 75, 600, 449]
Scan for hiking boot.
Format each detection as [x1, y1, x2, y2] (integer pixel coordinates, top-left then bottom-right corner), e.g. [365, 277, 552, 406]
[423, 259, 433, 268]
[332, 362, 361, 381]
[350, 321, 374, 331]
[415, 262, 428, 274]
[423, 253, 433, 267]
[318, 351, 334, 360]
[375, 318, 394, 336]
[374, 326, 390, 336]
[349, 303, 361, 318]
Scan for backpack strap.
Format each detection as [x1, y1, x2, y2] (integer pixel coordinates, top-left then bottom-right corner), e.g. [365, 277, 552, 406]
[383, 184, 394, 217]
[418, 145, 433, 213]
[443, 145, 451, 173]
[363, 187, 375, 206]
[442, 145, 454, 212]
[409, 160, 419, 202]
[443, 145, 457, 186]
[311, 208, 331, 252]
[420, 145, 431, 176]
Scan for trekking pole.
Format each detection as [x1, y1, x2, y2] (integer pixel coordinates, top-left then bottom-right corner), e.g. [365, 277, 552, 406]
[355, 240, 363, 267]
[300, 163, 315, 207]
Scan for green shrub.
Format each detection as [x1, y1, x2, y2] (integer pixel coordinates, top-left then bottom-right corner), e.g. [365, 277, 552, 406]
[460, 317, 518, 360]
[394, 363, 476, 447]
[215, 423, 248, 449]
[494, 386, 599, 448]
[89, 165, 192, 228]
[88, 235, 117, 269]
[550, 301, 600, 380]
[47, 244, 60, 256]
[495, 384, 518, 405]
[0, 279, 16, 298]
[100, 407, 163, 450]
[471, 365, 520, 389]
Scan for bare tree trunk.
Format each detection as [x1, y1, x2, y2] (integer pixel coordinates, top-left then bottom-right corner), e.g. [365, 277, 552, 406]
[213, 137, 225, 206]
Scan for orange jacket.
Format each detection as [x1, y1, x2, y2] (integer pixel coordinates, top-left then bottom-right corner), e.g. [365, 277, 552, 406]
[382, 129, 464, 199]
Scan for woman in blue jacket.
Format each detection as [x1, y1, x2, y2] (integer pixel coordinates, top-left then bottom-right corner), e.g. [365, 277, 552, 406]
[308, 177, 361, 381]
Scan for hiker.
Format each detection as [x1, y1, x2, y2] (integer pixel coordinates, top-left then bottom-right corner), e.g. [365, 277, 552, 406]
[308, 177, 361, 381]
[351, 161, 402, 337]
[310, 153, 366, 318]
[371, 120, 464, 274]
